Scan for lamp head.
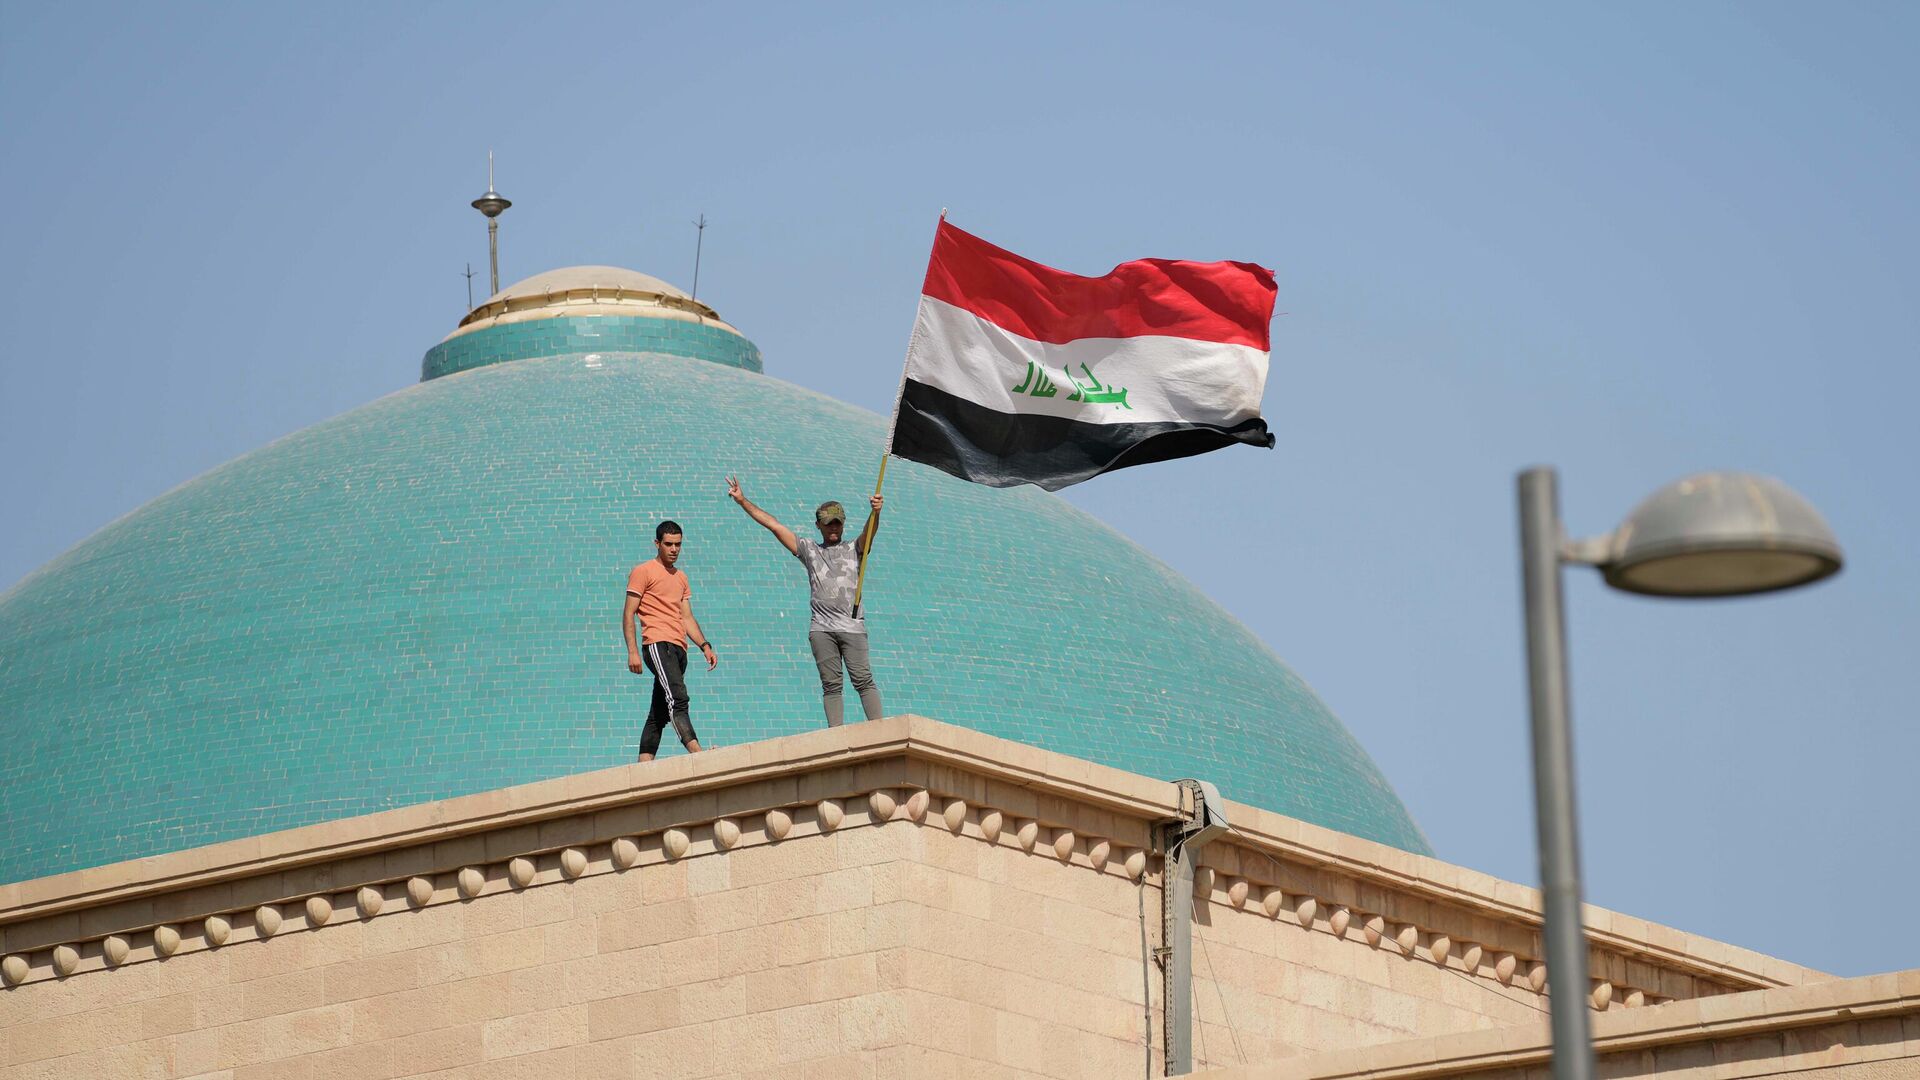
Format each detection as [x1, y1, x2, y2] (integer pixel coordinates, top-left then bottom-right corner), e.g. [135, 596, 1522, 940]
[471, 189, 511, 218]
[1601, 472, 1842, 597]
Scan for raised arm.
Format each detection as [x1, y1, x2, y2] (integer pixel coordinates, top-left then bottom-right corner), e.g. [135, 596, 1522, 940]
[856, 493, 884, 559]
[726, 475, 798, 555]
[622, 594, 644, 673]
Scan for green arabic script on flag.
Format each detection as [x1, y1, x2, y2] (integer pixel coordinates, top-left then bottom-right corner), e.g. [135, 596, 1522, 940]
[1010, 361, 1132, 409]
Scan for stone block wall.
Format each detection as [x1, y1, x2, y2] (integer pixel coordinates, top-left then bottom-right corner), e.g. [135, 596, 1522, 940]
[4, 812, 901, 1078]
[0, 792, 1515, 1079]
[0, 719, 1836, 1079]
[1192, 970, 1920, 1080]
[1183, 887, 1549, 1072]
[2, 795, 1147, 1078]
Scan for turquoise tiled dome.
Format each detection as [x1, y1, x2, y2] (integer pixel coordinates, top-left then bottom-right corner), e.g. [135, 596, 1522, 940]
[0, 271, 1428, 884]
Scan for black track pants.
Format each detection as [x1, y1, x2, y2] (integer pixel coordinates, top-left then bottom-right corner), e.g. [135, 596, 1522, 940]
[640, 643, 698, 756]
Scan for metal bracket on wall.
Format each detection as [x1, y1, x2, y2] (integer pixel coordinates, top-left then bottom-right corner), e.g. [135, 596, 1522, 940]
[1161, 779, 1231, 1076]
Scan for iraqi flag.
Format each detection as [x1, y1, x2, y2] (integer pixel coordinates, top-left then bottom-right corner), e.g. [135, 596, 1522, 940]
[887, 220, 1277, 491]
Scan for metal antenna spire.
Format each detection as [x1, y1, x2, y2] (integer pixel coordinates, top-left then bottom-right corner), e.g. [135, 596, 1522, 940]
[691, 213, 708, 301]
[470, 151, 512, 296]
[463, 262, 477, 311]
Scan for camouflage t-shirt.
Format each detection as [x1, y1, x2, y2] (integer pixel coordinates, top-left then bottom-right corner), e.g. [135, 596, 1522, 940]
[794, 538, 866, 634]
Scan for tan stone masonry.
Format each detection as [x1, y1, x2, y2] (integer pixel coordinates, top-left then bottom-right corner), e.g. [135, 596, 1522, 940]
[1191, 969, 1920, 1080]
[0, 717, 1838, 1078]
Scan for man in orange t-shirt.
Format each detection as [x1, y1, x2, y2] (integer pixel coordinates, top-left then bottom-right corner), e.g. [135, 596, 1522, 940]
[622, 520, 716, 761]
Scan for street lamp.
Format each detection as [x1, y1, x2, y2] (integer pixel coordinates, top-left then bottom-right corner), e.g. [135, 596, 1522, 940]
[1516, 467, 1841, 1080]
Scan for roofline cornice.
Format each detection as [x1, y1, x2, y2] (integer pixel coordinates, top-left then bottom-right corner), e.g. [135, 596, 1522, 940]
[0, 716, 1825, 996]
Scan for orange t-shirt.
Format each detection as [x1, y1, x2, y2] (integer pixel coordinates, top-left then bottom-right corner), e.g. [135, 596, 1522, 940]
[626, 560, 691, 647]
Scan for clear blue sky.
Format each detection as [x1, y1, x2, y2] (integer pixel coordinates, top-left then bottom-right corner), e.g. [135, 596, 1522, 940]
[3, 3, 1914, 978]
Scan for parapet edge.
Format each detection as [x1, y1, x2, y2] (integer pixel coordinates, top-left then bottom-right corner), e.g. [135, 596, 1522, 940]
[0, 715, 1826, 996]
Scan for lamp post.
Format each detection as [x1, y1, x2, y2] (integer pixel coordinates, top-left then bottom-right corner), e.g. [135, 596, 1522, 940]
[1516, 468, 1841, 1080]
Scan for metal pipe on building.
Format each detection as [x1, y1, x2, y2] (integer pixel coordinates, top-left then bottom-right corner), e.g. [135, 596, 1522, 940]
[1162, 779, 1231, 1076]
[1164, 831, 1195, 1074]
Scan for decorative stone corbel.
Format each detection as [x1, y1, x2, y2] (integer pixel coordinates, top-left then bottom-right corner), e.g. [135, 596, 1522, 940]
[1460, 942, 1483, 972]
[506, 857, 535, 888]
[662, 828, 690, 860]
[457, 867, 486, 899]
[1295, 895, 1318, 929]
[406, 876, 435, 907]
[1052, 830, 1076, 862]
[1016, 820, 1039, 853]
[305, 896, 333, 928]
[980, 810, 1004, 843]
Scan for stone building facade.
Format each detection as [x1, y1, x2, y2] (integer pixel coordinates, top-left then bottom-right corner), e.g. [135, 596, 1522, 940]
[5, 717, 1909, 1078]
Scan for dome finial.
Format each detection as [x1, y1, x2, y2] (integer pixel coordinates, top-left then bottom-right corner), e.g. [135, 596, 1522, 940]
[470, 151, 512, 296]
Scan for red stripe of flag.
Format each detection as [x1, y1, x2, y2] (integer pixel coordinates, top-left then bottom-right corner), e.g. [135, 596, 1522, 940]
[919, 220, 1276, 351]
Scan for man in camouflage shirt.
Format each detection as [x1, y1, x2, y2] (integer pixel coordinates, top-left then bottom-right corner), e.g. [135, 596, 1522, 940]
[727, 476, 884, 726]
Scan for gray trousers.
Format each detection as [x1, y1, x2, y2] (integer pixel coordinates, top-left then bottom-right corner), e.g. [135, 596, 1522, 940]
[809, 630, 881, 727]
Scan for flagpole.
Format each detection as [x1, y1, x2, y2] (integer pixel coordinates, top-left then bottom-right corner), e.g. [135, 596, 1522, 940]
[853, 209, 946, 618]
